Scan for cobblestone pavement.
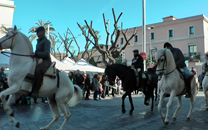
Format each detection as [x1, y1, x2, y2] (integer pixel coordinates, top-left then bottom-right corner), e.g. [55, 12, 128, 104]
[0, 91, 208, 130]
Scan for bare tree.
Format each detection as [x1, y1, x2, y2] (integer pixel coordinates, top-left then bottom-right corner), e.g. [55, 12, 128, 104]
[78, 8, 137, 65]
[58, 28, 97, 62]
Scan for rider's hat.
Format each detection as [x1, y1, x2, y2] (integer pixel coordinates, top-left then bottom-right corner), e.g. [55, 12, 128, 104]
[35, 26, 45, 33]
[133, 49, 139, 53]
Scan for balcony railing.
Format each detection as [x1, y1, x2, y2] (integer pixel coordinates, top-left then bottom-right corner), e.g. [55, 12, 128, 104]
[184, 52, 200, 61]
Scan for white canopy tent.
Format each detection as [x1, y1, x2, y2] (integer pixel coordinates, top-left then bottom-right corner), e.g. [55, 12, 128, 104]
[0, 50, 10, 68]
[75, 59, 104, 73]
[61, 57, 75, 65]
[50, 55, 78, 71]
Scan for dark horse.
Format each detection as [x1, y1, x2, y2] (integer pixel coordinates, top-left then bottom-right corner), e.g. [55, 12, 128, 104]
[142, 66, 158, 111]
[105, 64, 158, 114]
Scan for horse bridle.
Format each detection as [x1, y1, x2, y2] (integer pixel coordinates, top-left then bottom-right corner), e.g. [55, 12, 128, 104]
[0, 31, 17, 50]
[156, 49, 176, 75]
[156, 49, 167, 74]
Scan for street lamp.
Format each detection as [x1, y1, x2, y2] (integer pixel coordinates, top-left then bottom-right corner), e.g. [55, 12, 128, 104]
[148, 26, 154, 66]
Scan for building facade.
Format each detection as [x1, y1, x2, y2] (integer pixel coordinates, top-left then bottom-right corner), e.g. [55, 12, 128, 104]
[118, 15, 208, 74]
[0, 0, 15, 38]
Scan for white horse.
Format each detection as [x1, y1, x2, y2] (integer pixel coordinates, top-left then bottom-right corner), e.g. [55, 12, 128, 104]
[0, 26, 82, 130]
[202, 61, 208, 109]
[155, 48, 197, 125]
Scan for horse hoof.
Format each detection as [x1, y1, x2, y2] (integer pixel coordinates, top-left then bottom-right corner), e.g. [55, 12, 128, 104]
[15, 122, 20, 128]
[129, 111, 133, 116]
[122, 109, 126, 114]
[144, 102, 149, 106]
[173, 117, 177, 121]
[164, 121, 169, 125]
[186, 117, 190, 121]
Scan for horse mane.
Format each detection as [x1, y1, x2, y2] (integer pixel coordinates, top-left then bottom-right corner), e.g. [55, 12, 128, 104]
[110, 64, 130, 70]
[18, 32, 33, 53]
[155, 48, 166, 62]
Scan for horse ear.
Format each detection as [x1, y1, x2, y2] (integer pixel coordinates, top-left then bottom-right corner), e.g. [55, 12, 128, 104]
[14, 25, 17, 31]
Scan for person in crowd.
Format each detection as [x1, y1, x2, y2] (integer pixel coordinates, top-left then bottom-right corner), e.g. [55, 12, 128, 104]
[101, 75, 109, 98]
[93, 74, 102, 100]
[117, 78, 122, 95]
[98, 83, 103, 100]
[191, 67, 197, 76]
[74, 70, 84, 89]
[68, 71, 74, 83]
[84, 74, 91, 100]
[0, 67, 7, 90]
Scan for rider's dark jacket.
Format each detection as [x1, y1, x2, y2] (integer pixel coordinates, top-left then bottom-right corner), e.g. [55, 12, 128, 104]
[132, 54, 144, 75]
[35, 35, 51, 71]
[170, 47, 186, 68]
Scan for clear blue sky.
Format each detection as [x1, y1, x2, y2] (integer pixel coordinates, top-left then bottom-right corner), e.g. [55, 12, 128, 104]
[12, 0, 208, 52]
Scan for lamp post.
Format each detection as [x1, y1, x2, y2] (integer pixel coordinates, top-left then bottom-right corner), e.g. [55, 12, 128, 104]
[142, 0, 146, 70]
[148, 26, 154, 66]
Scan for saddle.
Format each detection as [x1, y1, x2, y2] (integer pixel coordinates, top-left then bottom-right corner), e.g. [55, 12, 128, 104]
[21, 60, 58, 93]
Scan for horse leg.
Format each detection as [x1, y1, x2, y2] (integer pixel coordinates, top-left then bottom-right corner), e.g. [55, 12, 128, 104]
[0, 85, 20, 128]
[151, 92, 154, 111]
[122, 92, 128, 114]
[128, 91, 134, 115]
[164, 91, 176, 125]
[56, 101, 71, 130]
[158, 92, 165, 122]
[187, 96, 194, 120]
[203, 89, 208, 108]
[205, 90, 208, 108]
[40, 98, 60, 130]
[172, 96, 182, 121]
[155, 87, 158, 101]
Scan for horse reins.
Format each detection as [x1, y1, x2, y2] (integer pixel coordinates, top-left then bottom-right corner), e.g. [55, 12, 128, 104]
[0, 31, 33, 57]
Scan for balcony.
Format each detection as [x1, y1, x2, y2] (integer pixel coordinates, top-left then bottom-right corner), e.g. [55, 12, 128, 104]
[184, 52, 200, 61]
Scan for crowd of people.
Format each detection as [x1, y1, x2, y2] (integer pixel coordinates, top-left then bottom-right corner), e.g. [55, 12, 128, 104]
[67, 69, 123, 101]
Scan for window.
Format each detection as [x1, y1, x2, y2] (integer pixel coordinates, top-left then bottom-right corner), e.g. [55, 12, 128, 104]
[169, 29, 173, 37]
[188, 44, 197, 58]
[120, 38, 123, 44]
[134, 35, 138, 42]
[189, 26, 194, 34]
[151, 32, 155, 40]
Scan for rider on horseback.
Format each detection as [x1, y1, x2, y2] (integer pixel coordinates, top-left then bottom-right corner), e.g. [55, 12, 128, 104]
[131, 49, 144, 91]
[164, 42, 192, 98]
[199, 52, 208, 88]
[32, 26, 51, 93]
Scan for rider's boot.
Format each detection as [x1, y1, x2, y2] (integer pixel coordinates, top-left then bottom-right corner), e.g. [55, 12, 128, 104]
[33, 68, 43, 97]
[185, 77, 191, 98]
[137, 77, 143, 91]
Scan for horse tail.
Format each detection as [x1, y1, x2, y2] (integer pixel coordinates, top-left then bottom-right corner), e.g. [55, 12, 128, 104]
[67, 85, 83, 107]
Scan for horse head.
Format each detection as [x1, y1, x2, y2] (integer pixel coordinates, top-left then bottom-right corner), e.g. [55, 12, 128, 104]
[0, 26, 18, 50]
[155, 48, 176, 75]
[0, 25, 33, 53]
[105, 65, 116, 86]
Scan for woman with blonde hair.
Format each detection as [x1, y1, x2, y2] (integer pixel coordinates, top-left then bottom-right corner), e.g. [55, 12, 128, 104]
[93, 74, 102, 100]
